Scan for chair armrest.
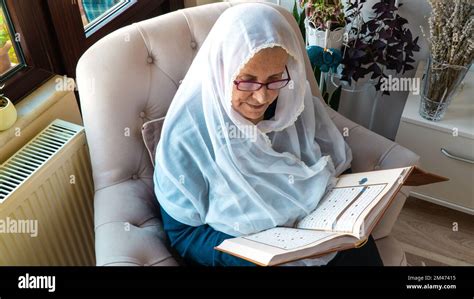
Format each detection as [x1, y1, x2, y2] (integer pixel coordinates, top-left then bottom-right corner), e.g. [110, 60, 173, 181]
[327, 106, 420, 239]
[94, 179, 178, 266]
[326, 106, 420, 172]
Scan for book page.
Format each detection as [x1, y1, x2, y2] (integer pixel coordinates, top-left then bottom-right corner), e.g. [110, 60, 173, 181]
[296, 167, 410, 233]
[296, 186, 364, 231]
[216, 227, 356, 266]
[333, 184, 386, 232]
[242, 227, 338, 251]
[338, 167, 410, 236]
[296, 184, 386, 232]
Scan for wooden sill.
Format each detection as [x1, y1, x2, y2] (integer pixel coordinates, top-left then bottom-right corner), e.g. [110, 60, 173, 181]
[0, 75, 83, 163]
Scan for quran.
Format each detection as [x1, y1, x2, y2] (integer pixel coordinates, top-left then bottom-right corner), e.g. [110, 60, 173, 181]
[215, 166, 448, 266]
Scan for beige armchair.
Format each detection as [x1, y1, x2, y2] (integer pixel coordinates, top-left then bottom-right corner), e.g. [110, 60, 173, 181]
[76, 1, 419, 266]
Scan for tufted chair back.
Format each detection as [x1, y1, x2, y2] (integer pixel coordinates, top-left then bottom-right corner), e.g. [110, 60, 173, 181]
[77, 1, 418, 266]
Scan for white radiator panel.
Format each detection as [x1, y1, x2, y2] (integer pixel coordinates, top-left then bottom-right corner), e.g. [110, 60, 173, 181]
[0, 119, 95, 265]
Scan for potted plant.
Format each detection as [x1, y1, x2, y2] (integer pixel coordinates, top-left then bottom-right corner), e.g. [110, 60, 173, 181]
[295, 0, 420, 118]
[0, 84, 17, 131]
[420, 0, 473, 121]
[337, 0, 420, 94]
[300, 0, 346, 49]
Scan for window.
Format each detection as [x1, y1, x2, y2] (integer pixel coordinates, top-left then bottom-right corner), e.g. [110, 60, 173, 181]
[1, 0, 184, 105]
[79, 0, 136, 37]
[48, 0, 184, 79]
[1, 0, 62, 104]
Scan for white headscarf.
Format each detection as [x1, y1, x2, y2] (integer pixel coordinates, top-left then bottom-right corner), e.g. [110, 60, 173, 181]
[154, 3, 352, 250]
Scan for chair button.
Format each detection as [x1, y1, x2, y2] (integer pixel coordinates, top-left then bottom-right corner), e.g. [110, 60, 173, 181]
[139, 111, 146, 118]
[147, 56, 154, 64]
[190, 41, 197, 49]
[132, 174, 138, 180]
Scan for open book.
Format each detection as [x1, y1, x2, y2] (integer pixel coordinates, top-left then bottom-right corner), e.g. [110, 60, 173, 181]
[215, 166, 448, 266]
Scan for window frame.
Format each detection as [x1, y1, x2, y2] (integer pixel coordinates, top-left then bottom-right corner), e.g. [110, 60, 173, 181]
[83, 0, 137, 38]
[2, 0, 64, 104]
[47, 0, 183, 78]
[2, 0, 183, 104]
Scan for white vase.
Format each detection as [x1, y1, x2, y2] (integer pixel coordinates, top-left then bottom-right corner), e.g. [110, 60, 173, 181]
[305, 19, 344, 49]
[0, 96, 17, 131]
[327, 70, 380, 130]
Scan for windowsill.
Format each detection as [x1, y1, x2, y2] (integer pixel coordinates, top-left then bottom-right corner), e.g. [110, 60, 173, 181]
[0, 75, 83, 163]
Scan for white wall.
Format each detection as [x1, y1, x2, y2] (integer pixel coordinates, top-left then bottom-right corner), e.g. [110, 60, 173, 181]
[264, 0, 298, 11]
[184, 0, 222, 7]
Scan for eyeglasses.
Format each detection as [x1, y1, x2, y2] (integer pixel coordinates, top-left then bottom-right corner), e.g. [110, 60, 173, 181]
[233, 66, 291, 91]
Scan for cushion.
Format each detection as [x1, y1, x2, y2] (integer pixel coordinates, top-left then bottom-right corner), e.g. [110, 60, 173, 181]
[141, 116, 165, 167]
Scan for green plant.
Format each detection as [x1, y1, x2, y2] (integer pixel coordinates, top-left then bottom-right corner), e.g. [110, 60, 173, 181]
[294, 1, 342, 111]
[0, 84, 7, 108]
[341, 0, 420, 94]
[292, 1, 343, 111]
[300, 0, 345, 30]
[293, 1, 306, 42]
[315, 65, 342, 111]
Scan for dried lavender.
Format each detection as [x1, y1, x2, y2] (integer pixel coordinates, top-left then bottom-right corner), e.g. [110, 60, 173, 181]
[425, 0, 474, 104]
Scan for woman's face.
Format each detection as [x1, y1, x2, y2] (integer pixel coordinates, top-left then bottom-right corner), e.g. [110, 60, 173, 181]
[232, 47, 289, 125]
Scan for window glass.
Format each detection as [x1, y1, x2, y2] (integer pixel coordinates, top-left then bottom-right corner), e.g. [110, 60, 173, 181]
[0, 2, 24, 79]
[78, 0, 135, 36]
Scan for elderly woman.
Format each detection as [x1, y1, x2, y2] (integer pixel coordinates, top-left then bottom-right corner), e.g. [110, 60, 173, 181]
[153, 3, 383, 266]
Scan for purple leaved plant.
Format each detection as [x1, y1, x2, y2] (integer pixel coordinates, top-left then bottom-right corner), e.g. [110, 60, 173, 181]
[341, 0, 420, 94]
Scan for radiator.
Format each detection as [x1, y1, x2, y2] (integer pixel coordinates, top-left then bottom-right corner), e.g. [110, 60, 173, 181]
[0, 119, 95, 265]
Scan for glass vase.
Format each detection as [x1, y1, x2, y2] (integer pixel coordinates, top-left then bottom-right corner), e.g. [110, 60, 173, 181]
[419, 56, 471, 121]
